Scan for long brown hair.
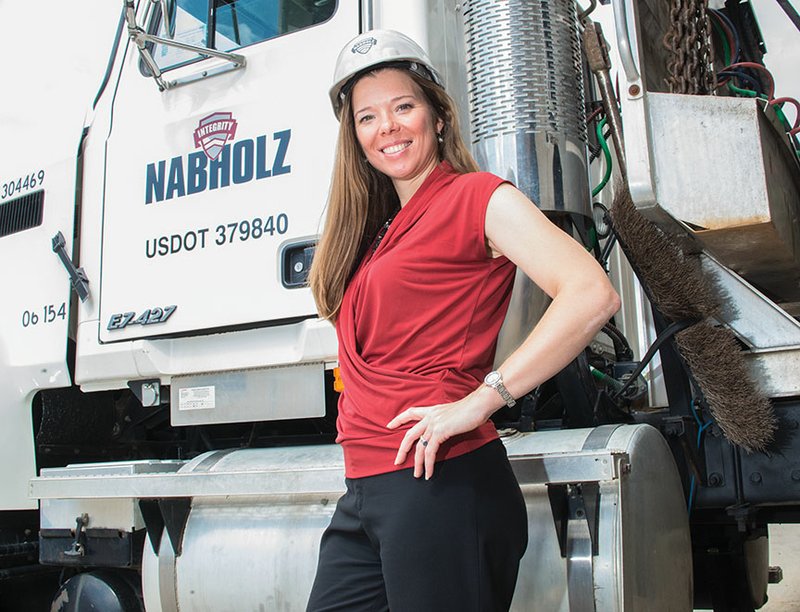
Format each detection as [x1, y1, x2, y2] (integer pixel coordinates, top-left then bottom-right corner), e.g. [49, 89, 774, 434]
[309, 68, 479, 322]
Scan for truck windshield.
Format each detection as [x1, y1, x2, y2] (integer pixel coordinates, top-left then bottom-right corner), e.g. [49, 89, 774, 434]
[151, 0, 336, 69]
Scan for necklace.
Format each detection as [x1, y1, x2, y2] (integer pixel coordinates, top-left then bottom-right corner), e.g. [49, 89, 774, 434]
[371, 210, 398, 253]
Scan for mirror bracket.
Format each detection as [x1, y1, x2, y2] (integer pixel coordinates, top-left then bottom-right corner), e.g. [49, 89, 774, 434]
[124, 0, 246, 92]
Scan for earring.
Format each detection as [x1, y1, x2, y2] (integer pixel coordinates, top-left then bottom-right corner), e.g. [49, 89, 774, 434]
[437, 133, 443, 143]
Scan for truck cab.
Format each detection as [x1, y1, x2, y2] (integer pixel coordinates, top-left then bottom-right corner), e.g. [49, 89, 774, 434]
[3, 1, 800, 610]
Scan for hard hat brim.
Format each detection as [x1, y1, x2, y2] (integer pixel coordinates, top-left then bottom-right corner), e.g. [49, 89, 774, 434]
[329, 30, 443, 120]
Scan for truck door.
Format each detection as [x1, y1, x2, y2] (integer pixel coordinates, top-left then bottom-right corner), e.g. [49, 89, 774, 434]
[98, 0, 357, 342]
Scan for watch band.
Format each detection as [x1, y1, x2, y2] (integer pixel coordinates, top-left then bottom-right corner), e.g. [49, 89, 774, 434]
[484, 370, 516, 408]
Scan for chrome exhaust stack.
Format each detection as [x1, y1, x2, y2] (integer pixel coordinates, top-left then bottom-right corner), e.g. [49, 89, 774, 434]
[463, 0, 592, 362]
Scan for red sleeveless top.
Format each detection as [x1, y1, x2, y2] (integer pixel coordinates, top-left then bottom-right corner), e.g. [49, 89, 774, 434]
[335, 162, 516, 478]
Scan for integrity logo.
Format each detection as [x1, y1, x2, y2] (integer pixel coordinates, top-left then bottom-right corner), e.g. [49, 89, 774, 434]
[351, 37, 377, 55]
[193, 112, 239, 161]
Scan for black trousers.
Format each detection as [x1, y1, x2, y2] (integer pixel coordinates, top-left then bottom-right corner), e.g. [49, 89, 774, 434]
[306, 439, 528, 612]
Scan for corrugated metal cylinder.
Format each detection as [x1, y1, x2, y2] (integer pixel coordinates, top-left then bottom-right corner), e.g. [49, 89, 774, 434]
[464, 0, 589, 218]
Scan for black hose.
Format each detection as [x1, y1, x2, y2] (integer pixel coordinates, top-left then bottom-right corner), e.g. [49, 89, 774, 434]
[599, 210, 617, 268]
[610, 319, 698, 400]
[602, 322, 634, 361]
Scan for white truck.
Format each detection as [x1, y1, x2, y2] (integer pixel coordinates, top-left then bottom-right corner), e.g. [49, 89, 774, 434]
[1, 0, 799, 610]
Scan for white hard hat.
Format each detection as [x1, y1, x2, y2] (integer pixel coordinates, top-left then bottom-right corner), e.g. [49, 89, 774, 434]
[329, 29, 443, 119]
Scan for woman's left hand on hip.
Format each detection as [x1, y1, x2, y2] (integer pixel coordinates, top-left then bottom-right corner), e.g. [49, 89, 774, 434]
[386, 389, 497, 479]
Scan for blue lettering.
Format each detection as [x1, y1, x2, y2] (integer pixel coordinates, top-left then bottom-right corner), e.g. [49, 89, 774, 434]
[187, 151, 207, 195]
[143, 129, 293, 204]
[145, 160, 165, 204]
[272, 130, 291, 176]
[209, 144, 231, 190]
[255, 135, 271, 179]
[166, 156, 185, 200]
[233, 140, 254, 184]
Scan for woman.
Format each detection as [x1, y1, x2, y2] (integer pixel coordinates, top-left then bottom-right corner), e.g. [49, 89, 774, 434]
[307, 30, 620, 612]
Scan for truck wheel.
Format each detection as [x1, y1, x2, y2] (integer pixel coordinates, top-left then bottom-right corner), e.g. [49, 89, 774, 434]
[50, 569, 142, 612]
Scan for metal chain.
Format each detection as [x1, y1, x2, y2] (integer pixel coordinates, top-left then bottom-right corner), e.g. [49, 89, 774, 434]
[663, 0, 716, 94]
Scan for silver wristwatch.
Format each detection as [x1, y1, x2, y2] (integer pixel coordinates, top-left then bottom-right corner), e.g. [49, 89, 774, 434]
[483, 370, 516, 408]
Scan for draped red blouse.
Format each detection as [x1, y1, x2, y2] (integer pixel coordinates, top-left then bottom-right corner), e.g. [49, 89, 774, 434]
[335, 162, 516, 478]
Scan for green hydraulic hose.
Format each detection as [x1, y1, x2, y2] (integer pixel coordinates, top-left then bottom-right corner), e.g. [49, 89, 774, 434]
[591, 117, 612, 197]
[589, 365, 624, 391]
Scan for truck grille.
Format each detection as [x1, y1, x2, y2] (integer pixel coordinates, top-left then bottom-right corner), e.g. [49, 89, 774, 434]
[0, 190, 44, 238]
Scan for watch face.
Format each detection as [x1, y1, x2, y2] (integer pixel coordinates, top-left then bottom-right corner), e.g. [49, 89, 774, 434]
[485, 371, 501, 385]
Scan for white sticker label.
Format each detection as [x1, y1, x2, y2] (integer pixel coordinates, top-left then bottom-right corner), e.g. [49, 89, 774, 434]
[179, 386, 216, 410]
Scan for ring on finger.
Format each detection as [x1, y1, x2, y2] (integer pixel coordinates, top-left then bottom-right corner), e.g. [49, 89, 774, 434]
[420, 437, 429, 447]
